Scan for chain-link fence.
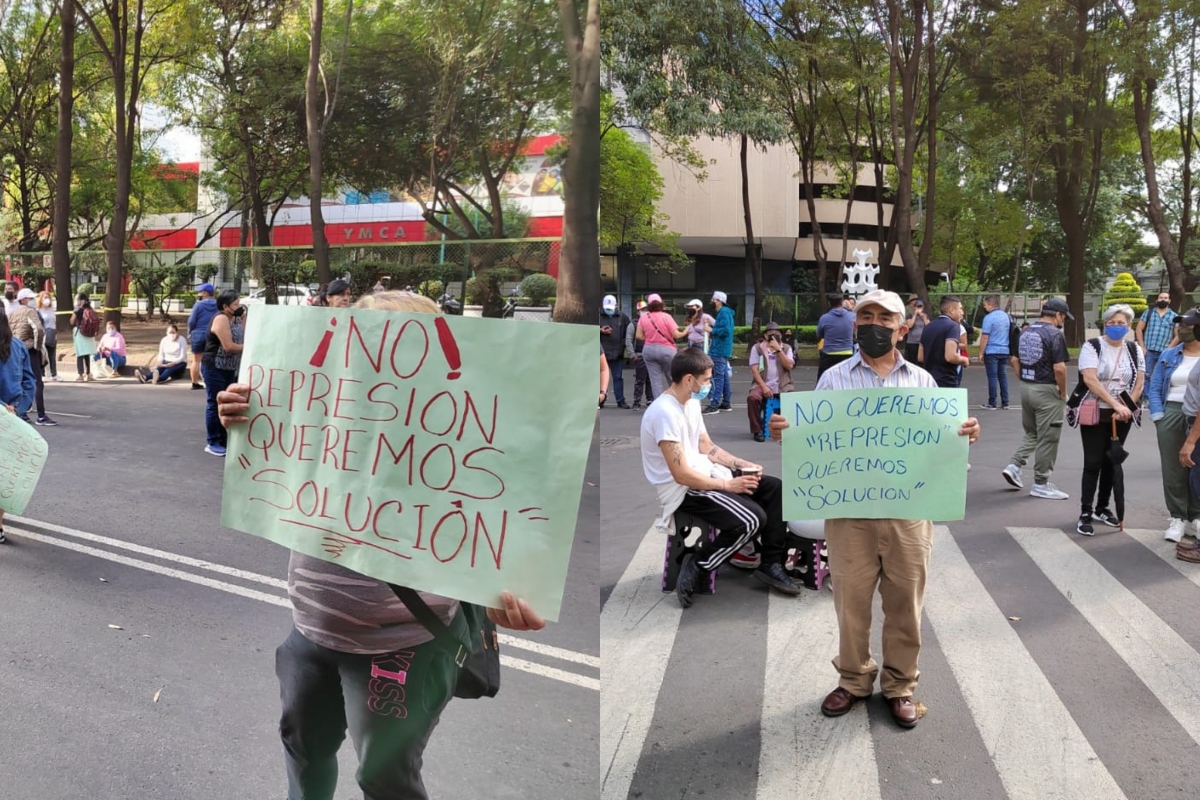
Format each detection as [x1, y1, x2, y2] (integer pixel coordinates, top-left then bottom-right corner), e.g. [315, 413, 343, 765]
[1, 238, 562, 315]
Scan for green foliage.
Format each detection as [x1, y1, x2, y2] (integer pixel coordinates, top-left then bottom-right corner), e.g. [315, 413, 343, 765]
[733, 325, 817, 345]
[599, 115, 684, 262]
[1102, 272, 1148, 317]
[464, 267, 521, 310]
[517, 273, 557, 306]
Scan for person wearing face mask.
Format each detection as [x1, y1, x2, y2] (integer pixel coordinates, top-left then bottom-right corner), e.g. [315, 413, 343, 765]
[136, 323, 190, 385]
[703, 291, 736, 414]
[201, 290, 246, 456]
[8, 288, 54, 425]
[917, 295, 970, 388]
[70, 293, 98, 381]
[187, 283, 218, 390]
[1148, 310, 1200, 546]
[599, 294, 631, 408]
[35, 291, 59, 381]
[1071, 304, 1145, 536]
[640, 347, 802, 608]
[1137, 291, 1179, 386]
[2, 280, 20, 317]
[1002, 299, 1073, 500]
[746, 322, 793, 442]
[94, 321, 128, 378]
[768, 289, 981, 729]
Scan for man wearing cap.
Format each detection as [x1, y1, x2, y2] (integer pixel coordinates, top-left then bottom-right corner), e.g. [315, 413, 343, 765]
[746, 322, 793, 442]
[1002, 298, 1073, 500]
[600, 294, 631, 409]
[704, 291, 735, 414]
[9, 287, 55, 425]
[817, 293, 855, 379]
[683, 299, 714, 351]
[768, 289, 981, 729]
[326, 278, 352, 308]
[626, 300, 655, 408]
[187, 283, 218, 390]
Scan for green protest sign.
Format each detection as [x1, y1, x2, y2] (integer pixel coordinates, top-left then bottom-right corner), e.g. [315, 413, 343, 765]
[0, 409, 48, 515]
[781, 388, 969, 521]
[219, 305, 595, 621]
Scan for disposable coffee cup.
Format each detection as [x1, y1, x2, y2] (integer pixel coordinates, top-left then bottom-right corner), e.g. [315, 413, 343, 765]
[738, 466, 762, 478]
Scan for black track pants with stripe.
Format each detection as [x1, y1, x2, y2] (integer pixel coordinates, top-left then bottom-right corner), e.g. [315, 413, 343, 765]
[674, 475, 788, 572]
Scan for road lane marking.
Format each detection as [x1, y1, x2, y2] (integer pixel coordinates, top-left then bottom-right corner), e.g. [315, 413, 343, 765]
[928, 526, 1125, 799]
[1013, 526, 1200, 755]
[601, 522, 683, 800]
[758, 588, 881, 800]
[1124, 527, 1200, 589]
[4, 521, 597, 691]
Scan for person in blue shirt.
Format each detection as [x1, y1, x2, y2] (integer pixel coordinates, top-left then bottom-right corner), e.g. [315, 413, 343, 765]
[0, 308, 36, 544]
[978, 294, 1012, 409]
[187, 283, 218, 391]
[704, 291, 736, 414]
[816, 293, 856, 380]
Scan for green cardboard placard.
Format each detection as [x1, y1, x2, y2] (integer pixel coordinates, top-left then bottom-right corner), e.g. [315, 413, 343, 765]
[219, 305, 595, 621]
[781, 388, 969, 521]
[0, 409, 48, 515]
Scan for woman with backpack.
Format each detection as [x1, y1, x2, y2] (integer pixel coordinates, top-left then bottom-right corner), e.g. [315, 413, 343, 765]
[70, 293, 99, 381]
[0, 309, 36, 543]
[1073, 304, 1146, 536]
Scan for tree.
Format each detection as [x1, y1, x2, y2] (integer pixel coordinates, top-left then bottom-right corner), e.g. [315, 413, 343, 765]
[599, 108, 679, 259]
[53, 0, 75, 323]
[555, 0, 600, 324]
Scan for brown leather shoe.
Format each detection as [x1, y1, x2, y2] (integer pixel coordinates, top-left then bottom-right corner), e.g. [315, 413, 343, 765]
[1177, 541, 1200, 562]
[821, 686, 869, 717]
[887, 696, 918, 728]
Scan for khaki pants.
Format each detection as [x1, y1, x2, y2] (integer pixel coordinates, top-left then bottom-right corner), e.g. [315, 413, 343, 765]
[1156, 402, 1200, 521]
[825, 517, 933, 699]
[1011, 383, 1065, 485]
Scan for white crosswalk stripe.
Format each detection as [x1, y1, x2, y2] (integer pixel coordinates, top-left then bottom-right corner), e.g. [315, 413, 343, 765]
[603, 523, 1200, 798]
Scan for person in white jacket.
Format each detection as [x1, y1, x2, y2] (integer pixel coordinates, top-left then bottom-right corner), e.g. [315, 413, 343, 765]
[136, 323, 190, 384]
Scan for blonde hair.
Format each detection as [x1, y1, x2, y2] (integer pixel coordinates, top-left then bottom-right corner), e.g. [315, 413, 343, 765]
[353, 290, 441, 315]
[36, 290, 52, 306]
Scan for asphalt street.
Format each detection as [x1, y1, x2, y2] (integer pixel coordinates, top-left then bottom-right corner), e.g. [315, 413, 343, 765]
[1, 377, 598, 799]
[601, 359, 1200, 800]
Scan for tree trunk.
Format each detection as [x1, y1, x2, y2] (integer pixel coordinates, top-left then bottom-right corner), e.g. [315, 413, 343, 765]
[741, 134, 761, 327]
[916, 18, 937, 273]
[52, 0, 74, 333]
[553, 0, 601, 325]
[1133, 78, 1185, 306]
[305, 0, 331, 286]
[104, 4, 132, 332]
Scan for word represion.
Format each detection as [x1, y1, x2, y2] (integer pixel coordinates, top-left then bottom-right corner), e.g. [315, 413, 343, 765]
[238, 313, 525, 572]
[0, 411, 48, 515]
[781, 387, 969, 521]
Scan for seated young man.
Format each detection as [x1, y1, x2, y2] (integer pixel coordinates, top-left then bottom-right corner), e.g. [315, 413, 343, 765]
[640, 347, 801, 608]
[747, 322, 795, 442]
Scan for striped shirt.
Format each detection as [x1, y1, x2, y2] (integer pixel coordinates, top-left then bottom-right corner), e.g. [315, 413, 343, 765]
[1141, 307, 1177, 353]
[814, 352, 936, 391]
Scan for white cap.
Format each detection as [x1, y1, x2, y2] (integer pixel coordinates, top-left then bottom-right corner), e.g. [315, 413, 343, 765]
[602, 294, 617, 311]
[855, 290, 906, 317]
[685, 298, 702, 308]
[712, 291, 727, 304]
[16, 288, 35, 301]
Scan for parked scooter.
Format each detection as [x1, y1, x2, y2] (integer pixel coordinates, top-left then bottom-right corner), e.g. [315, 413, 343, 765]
[500, 287, 520, 319]
[438, 293, 462, 315]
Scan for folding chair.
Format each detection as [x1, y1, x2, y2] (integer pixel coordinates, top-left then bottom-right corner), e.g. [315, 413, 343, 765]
[661, 511, 718, 594]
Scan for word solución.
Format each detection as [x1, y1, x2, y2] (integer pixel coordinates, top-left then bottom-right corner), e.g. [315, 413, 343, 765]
[791, 482, 926, 512]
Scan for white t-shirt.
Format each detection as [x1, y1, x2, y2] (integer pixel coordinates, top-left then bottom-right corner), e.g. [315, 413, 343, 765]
[641, 392, 710, 522]
[1077, 339, 1146, 409]
[1169, 355, 1200, 404]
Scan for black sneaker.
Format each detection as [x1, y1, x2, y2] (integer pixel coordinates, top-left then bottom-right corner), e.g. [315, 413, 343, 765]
[0, 528, 7, 544]
[1076, 513, 1095, 536]
[702, 406, 721, 415]
[1093, 508, 1120, 528]
[753, 432, 767, 442]
[35, 416, 58, 427]
[718, 404, 733, 411]
[18, 413, 31, 424]
[676, 553, 701, 608]
[191, 383, 203, 390]
[632, 401, 642, 409]
[617, 401, 630, 409]
[754, 562, 803, 596]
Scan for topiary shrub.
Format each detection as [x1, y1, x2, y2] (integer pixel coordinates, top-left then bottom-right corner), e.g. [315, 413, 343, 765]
[518, 273, 557, 306]
[1102, 273, 1148, 319]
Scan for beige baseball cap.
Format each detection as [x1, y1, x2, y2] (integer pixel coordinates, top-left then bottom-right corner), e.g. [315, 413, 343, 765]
[855, 290, 905, 316]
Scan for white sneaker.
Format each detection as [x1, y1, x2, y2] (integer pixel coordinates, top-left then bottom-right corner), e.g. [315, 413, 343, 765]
[1002, 464, 1023, 489]
[1030, 482, 1069, 500]
[1166, 518, 1187, 543]
[1188, 519, 1200, 538]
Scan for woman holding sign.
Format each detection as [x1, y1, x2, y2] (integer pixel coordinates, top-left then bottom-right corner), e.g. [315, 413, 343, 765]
[215, 290, 546, 800]
[0, 309, 36, 543]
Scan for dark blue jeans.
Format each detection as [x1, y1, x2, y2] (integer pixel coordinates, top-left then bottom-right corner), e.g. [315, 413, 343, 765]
[606, 357, 626, 403]
[200, 364, 236, 447]
[984, 353, 1010, 407]
[709, 355, 730, 409]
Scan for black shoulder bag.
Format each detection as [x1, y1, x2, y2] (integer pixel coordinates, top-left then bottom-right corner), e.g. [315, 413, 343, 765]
[390, 586, 501, 699]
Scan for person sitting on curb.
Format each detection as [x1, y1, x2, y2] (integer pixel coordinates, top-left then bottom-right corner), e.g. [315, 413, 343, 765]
[94, 321, 127, 378]
[641, 347, 802, 608]
[767, 289, 981, 729]
[137, 323, 190, 385]
[747, 322, 794, 442]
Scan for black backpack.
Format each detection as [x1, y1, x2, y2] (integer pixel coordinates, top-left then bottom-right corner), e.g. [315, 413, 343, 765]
[1008, 321, 1023, 358]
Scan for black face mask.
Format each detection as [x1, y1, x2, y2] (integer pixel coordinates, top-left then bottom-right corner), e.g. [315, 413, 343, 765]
[233, 306, 245, 318]
[858, 324, 896, 358]
[1158, 300, 1171, 309]
[3, 291, 12, 302]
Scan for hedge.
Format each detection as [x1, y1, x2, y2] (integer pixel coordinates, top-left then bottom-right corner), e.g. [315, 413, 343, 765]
[734, 325, 818, 345]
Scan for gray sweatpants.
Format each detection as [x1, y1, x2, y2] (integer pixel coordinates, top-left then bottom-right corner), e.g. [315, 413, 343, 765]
[642, 343, 677, 399]
[1011, 383, 1065, 485]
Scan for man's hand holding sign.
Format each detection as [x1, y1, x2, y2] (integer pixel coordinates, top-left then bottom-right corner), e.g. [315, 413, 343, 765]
[765, 289, 979, 732]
